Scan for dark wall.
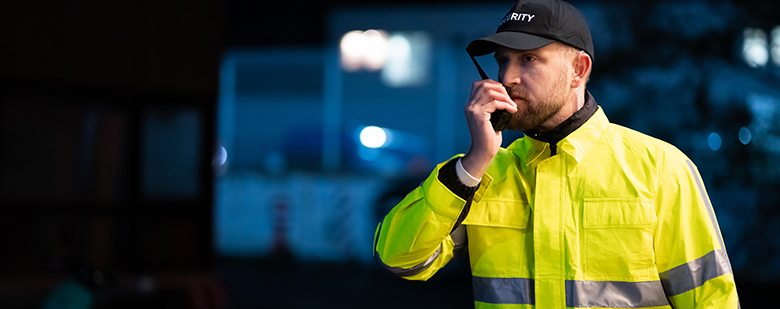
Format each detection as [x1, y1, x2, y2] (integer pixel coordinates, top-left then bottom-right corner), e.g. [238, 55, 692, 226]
[2, 0, 221, 95]
[1, 1, 222, 307]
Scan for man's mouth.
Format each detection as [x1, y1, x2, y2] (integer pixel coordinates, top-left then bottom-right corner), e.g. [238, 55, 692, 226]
[506, 87, 527, 102]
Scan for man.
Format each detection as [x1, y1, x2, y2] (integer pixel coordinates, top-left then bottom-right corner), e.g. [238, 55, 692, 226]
[373, 0, 740, 308]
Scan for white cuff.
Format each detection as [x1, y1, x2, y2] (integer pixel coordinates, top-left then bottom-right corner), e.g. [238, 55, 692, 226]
[456, 158, 481, 187]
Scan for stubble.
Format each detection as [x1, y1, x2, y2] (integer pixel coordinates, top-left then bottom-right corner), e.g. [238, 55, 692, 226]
[505, 68, 570, 132]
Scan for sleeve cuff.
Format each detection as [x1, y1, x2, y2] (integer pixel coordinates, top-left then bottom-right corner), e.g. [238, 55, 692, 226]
[456, 158, 482, 187]
[436, 158, 478, 202]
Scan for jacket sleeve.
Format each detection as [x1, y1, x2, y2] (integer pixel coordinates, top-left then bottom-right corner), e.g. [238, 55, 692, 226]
[373, 157, 491, 281]
[654, 159, 740, 308]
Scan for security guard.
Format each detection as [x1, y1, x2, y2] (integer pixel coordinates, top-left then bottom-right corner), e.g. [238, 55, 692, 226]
[373, 0, 740, 308]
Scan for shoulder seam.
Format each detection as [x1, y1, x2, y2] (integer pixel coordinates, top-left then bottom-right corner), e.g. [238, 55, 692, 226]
[655, 157, 690, 195]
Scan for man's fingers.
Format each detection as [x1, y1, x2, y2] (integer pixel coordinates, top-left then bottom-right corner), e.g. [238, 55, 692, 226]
[493, 100, 518, 114]
[486, 89, 515, 106]
[470, 83, 514, 106]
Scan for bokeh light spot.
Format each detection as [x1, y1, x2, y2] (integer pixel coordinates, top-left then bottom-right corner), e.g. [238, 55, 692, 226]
[708, 132, 722, 151]
[743, 28, 768, 68]
[360, 126, 387, 148]
[739, 127, 752, 145]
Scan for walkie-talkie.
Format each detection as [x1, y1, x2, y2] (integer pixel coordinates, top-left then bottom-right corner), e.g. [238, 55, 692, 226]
[469, 55, 512, 131]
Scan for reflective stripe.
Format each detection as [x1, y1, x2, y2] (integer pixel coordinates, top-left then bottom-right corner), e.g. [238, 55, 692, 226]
[678, 161, 734, 294]
[685, 160, 726, 251]
[659, 249, 732, 296]
[473, 277, 669, 308]
[472, 277, 534, 305]
[451, 225, 468, 257]
[566, 280, 669, 308]
[375, 245, 441, 277]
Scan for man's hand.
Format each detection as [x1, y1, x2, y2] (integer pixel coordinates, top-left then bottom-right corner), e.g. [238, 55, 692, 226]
[461, 79, 517, 179]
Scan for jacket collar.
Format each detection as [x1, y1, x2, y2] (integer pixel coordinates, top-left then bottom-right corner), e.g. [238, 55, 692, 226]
[507, 91, 609, 165]
[523, 91, 598, 144]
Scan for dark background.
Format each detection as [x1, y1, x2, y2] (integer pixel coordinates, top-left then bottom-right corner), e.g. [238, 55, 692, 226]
[2, 0, 777, 308]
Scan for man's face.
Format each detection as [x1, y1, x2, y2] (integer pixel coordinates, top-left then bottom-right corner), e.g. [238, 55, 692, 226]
[494, 43, 572, 131]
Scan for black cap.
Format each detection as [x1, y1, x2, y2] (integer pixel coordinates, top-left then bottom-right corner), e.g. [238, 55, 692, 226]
[467, 0, 594, 62]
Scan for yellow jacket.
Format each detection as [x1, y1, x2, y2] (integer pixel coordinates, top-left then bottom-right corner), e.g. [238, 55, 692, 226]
[374, 107, 739, 308]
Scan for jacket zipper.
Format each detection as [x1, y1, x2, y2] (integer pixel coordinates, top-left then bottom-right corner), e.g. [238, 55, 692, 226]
[550, 142, 557, 156]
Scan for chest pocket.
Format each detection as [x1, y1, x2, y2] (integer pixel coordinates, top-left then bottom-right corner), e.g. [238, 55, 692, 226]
[462, 198, 530, 229]
[583, 198, 656, 281]
[463, 198, 532, 277]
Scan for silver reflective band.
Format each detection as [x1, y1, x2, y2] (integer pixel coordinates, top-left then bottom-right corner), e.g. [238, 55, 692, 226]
[375, 246, 441, 277]
[566, 280, 669, 308]
[685, 160, 727, 251]
[451, 225, 468, 257]
[659, 249, 732, 296]
[473, 277, 534, 305]
[474, 277, 669, 308]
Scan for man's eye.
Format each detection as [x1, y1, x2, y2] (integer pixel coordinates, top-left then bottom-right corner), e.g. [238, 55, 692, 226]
[523, 56, 535, 62]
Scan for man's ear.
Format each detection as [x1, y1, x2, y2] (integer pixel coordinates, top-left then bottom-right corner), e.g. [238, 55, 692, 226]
[572, 51, 592, 88]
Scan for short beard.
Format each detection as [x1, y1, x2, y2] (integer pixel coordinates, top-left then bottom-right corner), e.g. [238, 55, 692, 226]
[505, 69, 570, 132]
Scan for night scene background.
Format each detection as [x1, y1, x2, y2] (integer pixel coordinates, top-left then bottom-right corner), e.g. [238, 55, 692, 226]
[2, 0, 778, 308]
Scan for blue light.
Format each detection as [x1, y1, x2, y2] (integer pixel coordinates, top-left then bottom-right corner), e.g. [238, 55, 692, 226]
[215, 145, 228, 166]
[357, 145, 381, 161]
[738, 127, 752, 145]
[708, 132, 722, 151]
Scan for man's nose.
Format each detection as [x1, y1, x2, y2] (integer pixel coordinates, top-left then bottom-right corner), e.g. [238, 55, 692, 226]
[500, 65, 521, 86]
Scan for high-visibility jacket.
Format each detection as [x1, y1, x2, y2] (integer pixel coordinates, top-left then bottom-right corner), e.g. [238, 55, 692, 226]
[374, 106, 739, 308]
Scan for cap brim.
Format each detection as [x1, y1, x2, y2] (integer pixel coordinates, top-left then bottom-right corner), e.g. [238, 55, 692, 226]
[467, 32, 556, 56]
